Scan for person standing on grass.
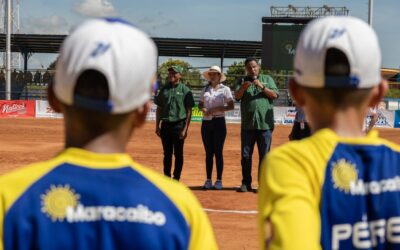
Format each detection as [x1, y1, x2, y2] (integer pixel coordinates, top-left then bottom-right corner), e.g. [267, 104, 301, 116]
[154, 65, 195, 181]
[0, 18, 217, 250]
[234, 58, 279, 192]
[199, 66, 234, 190]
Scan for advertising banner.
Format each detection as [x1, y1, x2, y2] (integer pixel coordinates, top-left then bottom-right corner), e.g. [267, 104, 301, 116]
[0, 100, 35, 117]
[394, 110, 400, 128]
[35, 100, 63, 118]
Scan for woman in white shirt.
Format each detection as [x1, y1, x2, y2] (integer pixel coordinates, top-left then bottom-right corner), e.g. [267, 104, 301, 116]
[199, 66, 234, 190]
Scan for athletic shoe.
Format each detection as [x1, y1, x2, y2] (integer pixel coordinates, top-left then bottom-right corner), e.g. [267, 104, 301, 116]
[236, 184, 252, 192]
[203, 179, 212, 190]
[214, 180, 223, 190]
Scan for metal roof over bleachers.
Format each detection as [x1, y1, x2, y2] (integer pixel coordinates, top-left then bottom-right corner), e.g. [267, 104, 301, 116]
[0, 34, 262, 59]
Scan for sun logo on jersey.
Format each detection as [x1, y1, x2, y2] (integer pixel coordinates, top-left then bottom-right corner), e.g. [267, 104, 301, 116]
[41, 184, 80, 222]
[331, 159, 358, 193]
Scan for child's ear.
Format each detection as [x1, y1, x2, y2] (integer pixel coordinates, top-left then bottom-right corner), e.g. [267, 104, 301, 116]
[47, 83, 62, 113]
[131, 101, 151, 128]
[288, 78, 305, 107]
[369, 79, 388, 107]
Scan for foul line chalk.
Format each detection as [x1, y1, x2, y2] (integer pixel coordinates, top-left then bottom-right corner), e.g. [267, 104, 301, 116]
[203, 208, 258, 214]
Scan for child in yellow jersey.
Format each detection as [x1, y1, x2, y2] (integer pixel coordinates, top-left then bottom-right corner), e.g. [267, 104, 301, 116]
[0, 18, 217, 250]
[258, 16, 400, 250]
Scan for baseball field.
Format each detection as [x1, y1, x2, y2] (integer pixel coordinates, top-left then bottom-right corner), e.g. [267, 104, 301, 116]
[1, 118, 400, 250]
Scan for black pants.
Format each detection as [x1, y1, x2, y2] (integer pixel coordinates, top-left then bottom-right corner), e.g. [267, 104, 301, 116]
[290, 121, 311, 140]
[161, 120, 186, 180]
[201, 117, 227, 180]
[241, 129, 272, 188]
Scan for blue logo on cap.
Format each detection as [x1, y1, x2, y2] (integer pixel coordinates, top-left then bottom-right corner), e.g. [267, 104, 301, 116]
[349, 76, 360, 87]
[91, 42, 111, 58]
[103, 17, 135, 28]
[329, 28, 346, 39]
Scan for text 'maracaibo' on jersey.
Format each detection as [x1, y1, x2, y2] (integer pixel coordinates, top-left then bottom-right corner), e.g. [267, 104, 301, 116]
[0, 148, 217, 250]
[258, 129, 400, 250]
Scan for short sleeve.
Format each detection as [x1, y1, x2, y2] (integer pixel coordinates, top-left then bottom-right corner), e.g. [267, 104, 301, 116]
[258, 147, 321, 250]
[265, 75, 279, 96]
[184, 91, 195, 109]
[153, 87, 162, 106]
[224, 86, 233, 103]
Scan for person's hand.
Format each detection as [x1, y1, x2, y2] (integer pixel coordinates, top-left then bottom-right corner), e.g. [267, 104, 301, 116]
[155, 127, 161, 137]
[202, 108, 209, 115]
[179, 129, 187, 140]
[253, 79, 264, 89]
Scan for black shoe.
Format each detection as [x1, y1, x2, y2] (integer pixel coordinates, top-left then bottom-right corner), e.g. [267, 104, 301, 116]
[236, 184, 252, 192]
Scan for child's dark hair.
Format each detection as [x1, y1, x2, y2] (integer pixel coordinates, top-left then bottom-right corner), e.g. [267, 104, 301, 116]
[64, 70, 130, 136]
[303, 48, 372, 108]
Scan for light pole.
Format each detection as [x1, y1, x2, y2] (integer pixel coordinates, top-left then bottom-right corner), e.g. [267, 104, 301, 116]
[5, 0, 11, 100]
[368, 0, 373, 27]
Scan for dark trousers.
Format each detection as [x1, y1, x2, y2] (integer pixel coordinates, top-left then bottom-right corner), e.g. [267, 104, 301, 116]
[241, 129, 272, 187]
[161, 120, 186, 180]
[201, 117, 227, 180]
[290, 121, 311, 140]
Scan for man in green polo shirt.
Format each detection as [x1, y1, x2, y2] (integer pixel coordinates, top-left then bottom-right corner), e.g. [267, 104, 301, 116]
[155, 65, 195, 181]
[234, 58, 279, 192]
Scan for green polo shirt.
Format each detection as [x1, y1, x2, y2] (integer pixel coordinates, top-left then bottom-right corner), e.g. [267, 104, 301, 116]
[235, 74, 278, 130]
[154, 82, 195, 122]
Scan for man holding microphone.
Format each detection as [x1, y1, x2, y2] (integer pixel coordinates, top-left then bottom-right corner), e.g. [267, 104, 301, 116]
[234, 58, 279, 192]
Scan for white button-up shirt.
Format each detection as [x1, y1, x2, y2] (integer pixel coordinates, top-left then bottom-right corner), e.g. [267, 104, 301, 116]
[200, 84, 233, 121]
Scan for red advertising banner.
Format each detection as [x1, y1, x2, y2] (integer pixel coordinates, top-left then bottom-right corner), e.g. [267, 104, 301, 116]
[0, 100, 35, 117]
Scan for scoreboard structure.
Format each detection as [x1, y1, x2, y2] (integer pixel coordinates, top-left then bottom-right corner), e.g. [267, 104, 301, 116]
[261, 6, 349, 70]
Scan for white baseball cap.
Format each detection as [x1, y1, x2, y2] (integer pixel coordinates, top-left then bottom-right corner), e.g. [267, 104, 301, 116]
[294, 16, 381, 89]
[54, 18, 157, 114]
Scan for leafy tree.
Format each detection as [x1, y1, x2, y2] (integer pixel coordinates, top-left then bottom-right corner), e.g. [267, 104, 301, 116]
[225, 60, 290, 89]
[263, 69, 292, 89]
[47, 57, 59, 70]
[225, 61, 245, 89]
[158, 59, 201, 88]
[386, 88, 400, 98]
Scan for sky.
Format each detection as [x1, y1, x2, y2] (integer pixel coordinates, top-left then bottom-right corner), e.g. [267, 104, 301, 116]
[4, 0, 399, 70]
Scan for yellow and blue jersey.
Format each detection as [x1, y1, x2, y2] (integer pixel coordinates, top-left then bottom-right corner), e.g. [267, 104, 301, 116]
[0, 148, 217, 250]
[258, 129, 400, 250]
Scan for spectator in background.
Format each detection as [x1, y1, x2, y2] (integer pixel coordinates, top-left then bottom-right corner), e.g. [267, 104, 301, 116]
[0, 70, 5, 85]
[199, 66, 234, 190]
[234, 58, 279, 192]
[288, 106, 311, 140]
[17, 71, 24, 85]
[11, 69, 17, 84]
[155, 65, 195, 181]
[11, 71, 25, 99]
[42, 70, 51, 84]
[0, 70, 4, 99]
[34, 70, 42, 84]
[24, 70, 33, 84]
[364, 106, 378, 134]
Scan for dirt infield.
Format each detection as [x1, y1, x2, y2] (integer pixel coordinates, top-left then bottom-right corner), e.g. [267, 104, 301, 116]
[1, 118, 400, 250]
